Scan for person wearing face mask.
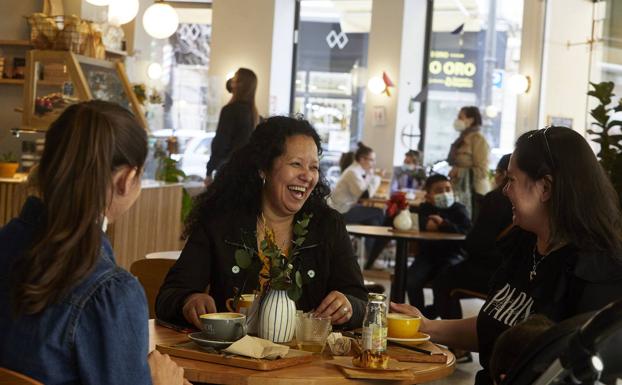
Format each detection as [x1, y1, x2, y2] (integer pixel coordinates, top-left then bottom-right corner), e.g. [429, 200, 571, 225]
[391, 150, 426, 193]
[447, 106, 491, 220]
[406, 174, 471, 312]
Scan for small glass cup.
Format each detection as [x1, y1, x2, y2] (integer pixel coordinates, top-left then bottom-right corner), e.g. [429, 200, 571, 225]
[295, 312, 332, 353]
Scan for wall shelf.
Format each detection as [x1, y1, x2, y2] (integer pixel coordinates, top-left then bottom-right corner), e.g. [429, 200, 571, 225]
[0, 78, 65, 86]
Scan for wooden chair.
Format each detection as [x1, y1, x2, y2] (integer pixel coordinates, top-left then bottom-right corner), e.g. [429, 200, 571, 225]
[130, 258, 176, 318]
[0, 368, 43, 385]
[145, 250, 181, 260]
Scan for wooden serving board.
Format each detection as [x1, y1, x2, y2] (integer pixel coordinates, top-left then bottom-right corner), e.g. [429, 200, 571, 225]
[330, 357, 415, 381]
[387, 342, 448, 363]
[156, 342, 314, 371]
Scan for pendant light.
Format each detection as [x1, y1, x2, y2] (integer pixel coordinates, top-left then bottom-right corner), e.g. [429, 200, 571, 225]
[86, 0, 109, 6]
[107, 0, 139, 25]
[143, 1, 179, 39]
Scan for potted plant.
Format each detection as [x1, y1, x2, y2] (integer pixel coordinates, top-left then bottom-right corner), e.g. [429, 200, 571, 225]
[587, 81, 622, 204]
[0, 152, 19, 178]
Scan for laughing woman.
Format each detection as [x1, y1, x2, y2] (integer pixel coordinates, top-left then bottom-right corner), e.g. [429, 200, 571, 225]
[156, 116, 367, 329]
[391, 126, 622, 385]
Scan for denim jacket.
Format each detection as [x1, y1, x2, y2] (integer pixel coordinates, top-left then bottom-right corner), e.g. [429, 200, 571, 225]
[0, 197, 152, 385]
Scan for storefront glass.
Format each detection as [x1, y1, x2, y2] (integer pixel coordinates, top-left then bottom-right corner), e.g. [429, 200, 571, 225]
[422, 0, 524, 169]
[292, 0, 372, 170]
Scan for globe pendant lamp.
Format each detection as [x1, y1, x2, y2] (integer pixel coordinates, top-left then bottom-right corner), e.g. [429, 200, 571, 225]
[143, 2, 179, 39]
[86, 0, 109, 6]
[107, 0, 139, 25]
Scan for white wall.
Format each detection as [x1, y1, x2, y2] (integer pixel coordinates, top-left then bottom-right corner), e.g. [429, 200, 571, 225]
[209, 0, 294, 117]
[362, 0, 428, 171]
[538, 0, 594, 136]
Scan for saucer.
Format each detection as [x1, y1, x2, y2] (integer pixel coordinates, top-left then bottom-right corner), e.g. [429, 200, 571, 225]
[387, 332, 431, 345]
[188, 332, 234, 349]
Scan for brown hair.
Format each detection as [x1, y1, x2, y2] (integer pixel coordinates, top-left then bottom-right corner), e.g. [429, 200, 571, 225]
[10, 101, 147, 316]
[354, 142, 373, 163]
[514, 126, 622, 256]
[460, 106, 482, 128]
[230, 67, 259, 127]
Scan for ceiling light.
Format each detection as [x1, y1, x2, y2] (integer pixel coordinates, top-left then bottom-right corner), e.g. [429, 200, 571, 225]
[143, 2, 180, 39]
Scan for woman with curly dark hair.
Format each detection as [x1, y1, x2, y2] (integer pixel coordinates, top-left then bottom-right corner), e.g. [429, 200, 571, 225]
[156, 116, 367, 329]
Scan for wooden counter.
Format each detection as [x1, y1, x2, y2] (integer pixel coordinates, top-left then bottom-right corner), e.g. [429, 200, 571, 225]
[0, 178, 184, 271]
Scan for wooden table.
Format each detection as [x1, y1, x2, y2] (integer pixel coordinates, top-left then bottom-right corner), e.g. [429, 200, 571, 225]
[150, 321, 455, 385]
[346, 225, 466, 303]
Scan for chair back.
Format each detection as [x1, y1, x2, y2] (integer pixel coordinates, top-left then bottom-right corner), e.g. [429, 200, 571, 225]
[130, 258, 176, 318]
[145, 250, 181, 260]
[0, 368, 43, 385]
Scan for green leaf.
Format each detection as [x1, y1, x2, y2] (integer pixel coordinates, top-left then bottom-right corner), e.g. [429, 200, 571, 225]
[589, 81, 615, 105]
[590, 105, 610, 126]
[235, 249, 252, 268]
[606, 120, 622, 130]
[293, 222, 304, 236]
[287, 285, 302, 302]
[295, 270, 303, 287]
[293, 237, 305, 247]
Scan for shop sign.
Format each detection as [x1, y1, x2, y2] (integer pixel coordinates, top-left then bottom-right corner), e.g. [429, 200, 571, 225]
[428, 50, 478, 90]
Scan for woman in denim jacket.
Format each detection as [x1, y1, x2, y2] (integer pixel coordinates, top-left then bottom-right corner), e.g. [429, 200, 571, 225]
[0, 101, 188, 385]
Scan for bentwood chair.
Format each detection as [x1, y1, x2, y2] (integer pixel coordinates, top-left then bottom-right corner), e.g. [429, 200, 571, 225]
[130, 258, 176, 318]
[0, 368, 43, 385]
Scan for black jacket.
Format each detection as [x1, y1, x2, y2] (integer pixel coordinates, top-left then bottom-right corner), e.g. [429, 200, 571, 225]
[417, 201, 471, 258]
[155, 206, 368, 328]
[205, 101, 254, 177]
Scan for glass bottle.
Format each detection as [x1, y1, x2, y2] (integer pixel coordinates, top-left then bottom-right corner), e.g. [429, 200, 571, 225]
[360, 292, 388, 368]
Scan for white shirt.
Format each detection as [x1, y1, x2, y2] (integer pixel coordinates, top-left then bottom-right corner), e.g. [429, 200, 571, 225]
[328, 161, 381, 214]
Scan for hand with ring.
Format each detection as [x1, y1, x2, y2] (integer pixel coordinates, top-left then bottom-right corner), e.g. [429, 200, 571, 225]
[314, 290, 352, 325]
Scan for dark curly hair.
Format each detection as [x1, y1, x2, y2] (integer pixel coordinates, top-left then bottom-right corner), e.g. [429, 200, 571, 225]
[184, 116, 331, 237]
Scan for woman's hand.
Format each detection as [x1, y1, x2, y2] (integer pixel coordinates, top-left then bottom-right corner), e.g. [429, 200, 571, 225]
[182, 293, 217, 329]
[148, 350, 192, 385]
[315, 290, 352, 325]
[389, 302, 431, 332]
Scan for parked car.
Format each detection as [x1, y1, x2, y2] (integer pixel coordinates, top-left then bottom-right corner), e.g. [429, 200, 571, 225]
[150, 129, 215, 179]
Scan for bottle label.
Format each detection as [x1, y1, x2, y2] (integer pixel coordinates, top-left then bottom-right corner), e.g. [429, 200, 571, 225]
[362, 325, 387, 352]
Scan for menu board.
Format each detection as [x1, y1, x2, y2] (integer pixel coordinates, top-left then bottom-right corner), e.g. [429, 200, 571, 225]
[79, 62, 131, 110]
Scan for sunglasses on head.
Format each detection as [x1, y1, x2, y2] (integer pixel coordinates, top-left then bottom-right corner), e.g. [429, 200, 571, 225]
[528, 126, 555, 170]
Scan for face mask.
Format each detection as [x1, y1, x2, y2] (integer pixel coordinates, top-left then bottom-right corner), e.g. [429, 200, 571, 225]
[402, 164, 416, 171]
[433, 192, 455, 209]
[453, 119, 467, 131]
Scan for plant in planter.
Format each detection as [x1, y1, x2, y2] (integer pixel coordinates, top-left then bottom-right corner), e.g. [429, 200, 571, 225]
[0, 152, 19, 178]
[153, 141, 192, 221]
[587, 81, 622, 203]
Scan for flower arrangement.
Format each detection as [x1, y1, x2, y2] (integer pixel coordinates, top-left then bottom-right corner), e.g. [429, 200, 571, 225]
[232, 213, 314, 303]
[386, 192, 409, 218]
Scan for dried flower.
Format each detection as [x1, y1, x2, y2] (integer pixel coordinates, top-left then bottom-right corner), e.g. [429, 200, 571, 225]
[386, 192, 409, 218]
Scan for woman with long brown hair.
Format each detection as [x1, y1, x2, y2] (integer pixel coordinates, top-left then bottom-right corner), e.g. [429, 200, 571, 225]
[205, 67, 259, 185]
[0, 101, 188, 385]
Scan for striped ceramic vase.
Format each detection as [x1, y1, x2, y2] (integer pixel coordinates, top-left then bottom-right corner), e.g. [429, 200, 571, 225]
[258, 289, 296, 343]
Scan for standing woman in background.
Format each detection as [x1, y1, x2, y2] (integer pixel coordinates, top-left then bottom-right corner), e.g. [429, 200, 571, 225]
[0, 101, 188, 385]
[205, 67, 259, 186]
[447, 106, 491, 219]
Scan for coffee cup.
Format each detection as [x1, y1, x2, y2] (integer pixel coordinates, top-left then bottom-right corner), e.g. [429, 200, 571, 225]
[199, 312, 247, 342]
[225, 294, 256, 314]
[387, 313, 421, 339]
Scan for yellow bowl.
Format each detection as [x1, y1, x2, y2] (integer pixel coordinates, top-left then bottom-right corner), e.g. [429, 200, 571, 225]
[387, 313, 421, 339]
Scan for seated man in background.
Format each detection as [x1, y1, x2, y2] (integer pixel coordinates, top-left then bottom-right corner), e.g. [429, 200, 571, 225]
[431, 154, 513, 321]
[406, 174, 471, 313]
[391, 150, 426, 193]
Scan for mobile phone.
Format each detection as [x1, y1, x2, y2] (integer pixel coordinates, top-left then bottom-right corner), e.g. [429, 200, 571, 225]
[155, 318, 198, 333]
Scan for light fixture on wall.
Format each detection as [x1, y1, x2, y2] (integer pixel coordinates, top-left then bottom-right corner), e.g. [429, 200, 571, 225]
[86, 0, 110, 6]
[143, 1, 180, 39]
[508, 73, 531, 94]
[107, 0, 139, 25]
[147, 62, 163, 80]
[367, 71, 395, 96]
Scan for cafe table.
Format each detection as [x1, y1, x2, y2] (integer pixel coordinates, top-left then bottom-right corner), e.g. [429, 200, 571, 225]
[149, 320, 455, 385]
[346, 225, 466, 303]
